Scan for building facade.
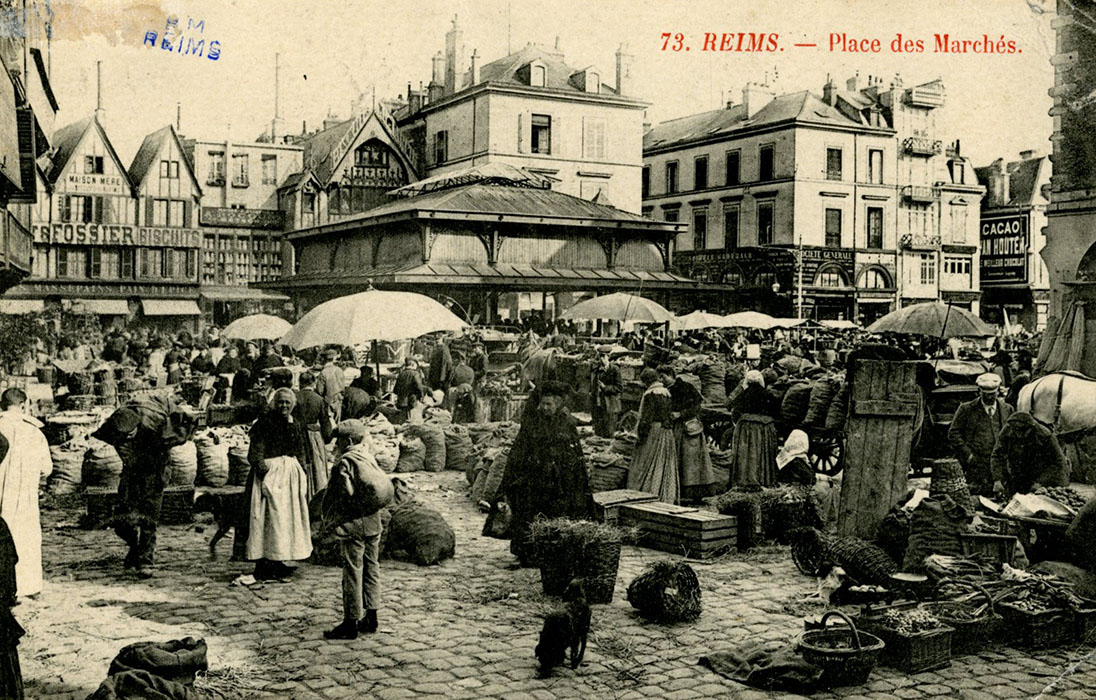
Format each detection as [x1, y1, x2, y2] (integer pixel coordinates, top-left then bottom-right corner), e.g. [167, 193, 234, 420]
[643, 73, 984, 321]
[974, 152, 1051, 332]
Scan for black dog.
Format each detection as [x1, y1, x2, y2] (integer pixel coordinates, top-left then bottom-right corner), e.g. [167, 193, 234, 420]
[193, 491, 246, 560]
[535, 578, 591, 677]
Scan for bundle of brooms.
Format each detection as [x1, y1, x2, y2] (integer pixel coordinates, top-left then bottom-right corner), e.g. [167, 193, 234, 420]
[626, 560, 702, 623]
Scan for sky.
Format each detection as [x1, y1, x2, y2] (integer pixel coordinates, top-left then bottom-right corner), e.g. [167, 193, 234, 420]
[41, 0, 1057, 168]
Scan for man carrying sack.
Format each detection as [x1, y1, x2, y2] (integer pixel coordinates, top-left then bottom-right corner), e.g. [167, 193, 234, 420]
[948, 372, 1013, 497]
[322, 420, 394, 640]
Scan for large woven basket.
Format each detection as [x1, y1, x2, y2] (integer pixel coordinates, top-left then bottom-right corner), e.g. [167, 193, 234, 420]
[798, 611, 884, 687]
[535, 530, 621, 604]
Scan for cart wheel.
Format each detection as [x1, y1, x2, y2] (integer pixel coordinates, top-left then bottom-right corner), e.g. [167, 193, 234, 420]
[809, 432, 844, 476]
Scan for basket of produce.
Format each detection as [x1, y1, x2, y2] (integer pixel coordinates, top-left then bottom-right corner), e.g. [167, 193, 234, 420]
[997, 600, 1074, 649]
[926, 581, 1002, 655]
[530, 518, 625, 604]
[626, 560, 702, 623]
[1032, 485, 1088, 511]
[858, 605, 953, 673]
[797, 610, 885, 687]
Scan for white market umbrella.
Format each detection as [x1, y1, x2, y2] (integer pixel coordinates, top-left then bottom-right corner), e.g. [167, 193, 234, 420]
[671, 310, 733, 331]
[723, 310, 778, 330]
[279, 289, 469, 349]
[221, 314, 293, 341]
[559, 292, 674, 323]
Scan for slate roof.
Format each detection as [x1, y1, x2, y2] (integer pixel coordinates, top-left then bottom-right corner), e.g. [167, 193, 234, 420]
[45, 115, 135, 190]
[644, 91, 877, 152]
[974, 156, 1048, 207]
[473, 43, 620, 96]
[130, 125, 202, 195]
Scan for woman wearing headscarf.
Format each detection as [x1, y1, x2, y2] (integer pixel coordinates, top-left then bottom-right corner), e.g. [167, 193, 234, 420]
[671, 372, 717, 503]
[246, 388, 312, 580]
[727, 370, 778, 490]
[775, 429, 815, 487]
[627, 367, 680, 504]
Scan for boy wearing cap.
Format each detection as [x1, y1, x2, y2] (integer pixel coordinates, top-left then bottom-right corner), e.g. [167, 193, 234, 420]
[322, 420, 383, 640]
[316, 349, 346, 423]
[948, 373, 1013, 496]
[590, 346, 622, 438]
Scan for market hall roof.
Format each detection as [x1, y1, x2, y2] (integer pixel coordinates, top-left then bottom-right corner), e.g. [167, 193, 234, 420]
[643, 91, 893, 153]
[287, 181, 679, 241]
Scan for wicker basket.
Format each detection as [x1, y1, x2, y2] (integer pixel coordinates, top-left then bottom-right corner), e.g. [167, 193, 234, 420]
[159, 486, 195, 525]
[589, 464, 629, 492]
[859, 618, 953, 673]
[1073, 607, 1096, 645]
[797, 611, 885, 687]
[924, 586, 1000, 656]
[534, 527, 622, 604]
[998, 603, 1074, 649]
[823, 534, 900, 587]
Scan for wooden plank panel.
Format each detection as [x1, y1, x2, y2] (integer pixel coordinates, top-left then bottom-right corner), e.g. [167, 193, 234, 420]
[851, 399, 918, 417]
[619, 503, 736, 531]
[636, 532, 736, 556]
[621, 518, 737, 541]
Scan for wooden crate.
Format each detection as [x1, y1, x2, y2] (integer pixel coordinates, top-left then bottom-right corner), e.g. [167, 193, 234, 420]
[619, 501, 736, 559]
[160, 486, 195, 525]
[960, 533, 1017, 566]
[593, 489, 658, 525]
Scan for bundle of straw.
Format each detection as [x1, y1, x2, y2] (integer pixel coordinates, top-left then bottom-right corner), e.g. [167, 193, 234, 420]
[626, 560, 702, 623]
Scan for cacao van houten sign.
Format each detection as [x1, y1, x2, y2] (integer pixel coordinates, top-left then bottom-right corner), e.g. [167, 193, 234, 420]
[33, 223, 202, 248]
[979, 214, 1028, 284]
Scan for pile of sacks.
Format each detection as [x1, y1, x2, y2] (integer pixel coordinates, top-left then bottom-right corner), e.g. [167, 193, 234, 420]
[466, 421, 520, 505]
[87, 637, 207, 700]
[195, 425, 252, 486]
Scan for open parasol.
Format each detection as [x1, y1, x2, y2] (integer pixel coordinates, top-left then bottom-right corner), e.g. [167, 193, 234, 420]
[866, 301, 993, 338]
[559, 293, 674, 323]
[222, 314, 293, 341]
[722, 310, 778, 330]
[279, 289, 468, 349]
[671, 311, 733, 331]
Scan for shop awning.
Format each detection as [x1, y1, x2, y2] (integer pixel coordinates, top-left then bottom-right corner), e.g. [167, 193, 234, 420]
[199, 286, 290, 302]
[0, 299, 43, 314]
[67, 299, 130, 315]
[142, 299, 202, 316]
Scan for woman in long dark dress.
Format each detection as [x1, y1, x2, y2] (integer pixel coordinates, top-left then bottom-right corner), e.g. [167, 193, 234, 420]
[728, 370, 778, 490]
[672, 373, 717, 503]
[246, 388, 312, 580]
[628, 368, 679, 504]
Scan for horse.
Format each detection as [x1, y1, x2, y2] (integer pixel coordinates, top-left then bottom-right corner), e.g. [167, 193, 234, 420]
[1016, 372, 1096, 435]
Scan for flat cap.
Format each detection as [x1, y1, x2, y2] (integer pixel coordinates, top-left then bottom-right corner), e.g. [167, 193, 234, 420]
[333, 419, 367, 441]
[976, 373, 1002, 391]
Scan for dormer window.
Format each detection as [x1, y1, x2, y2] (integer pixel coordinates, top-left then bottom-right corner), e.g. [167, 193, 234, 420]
[530, 62, 546, 87]
[587, 71, 600, 93]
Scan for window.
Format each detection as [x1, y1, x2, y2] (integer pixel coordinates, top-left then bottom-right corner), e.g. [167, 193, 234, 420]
[231, 154, 249, 187]
[694, 156, 709, 190]
[641, 166, 650, 198]
[944, 256, 972, 276]
[759, 144, 774, 181]
[726, 150, 740, 186]
[531, 114, 551, 154]
[949, 204, 968, 244]
[815, 267, 846, 288]
[587, 72, 600, 93]
[84, 155, 103, 174]
[755, 265, 776, 289]
[159, 160, 179, 179]
[859, 268, 890, 289]
[262, 155, 277, 185]
[868, 149, 883, 184]
[153, 199, 168, 226]
[120, 248, 135, 279]
[531, 64, 546, 87]
[723, 265, 744, 286]
[757, 201, 774, 245]
[208, 151, 225, 184]
[89, 248, 103, 278]
[433, 131, 448, 165]
[948, 160, 965, 184]
[920, 254, 936, 285]
[141, 248, 164, 278]
[583, 117, 606, 159]
[663, 208, 679, 223]
[866, 207, 883, 249]
[724, 205, 739, 249]
[826, 147, 842, 180]
[693, 208, 707, 250]
[665, 161, 679, 194]
[61, 195, 101, 223]
[825, 208, 842, 247]
[57, 248, 87, 278]
[170, 200, 185, 227]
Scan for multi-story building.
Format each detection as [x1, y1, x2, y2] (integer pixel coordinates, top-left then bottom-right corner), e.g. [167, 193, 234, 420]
[8, 116, 204, 329]
[396, 18, 647, 213]
[0, 1, 57, 300]
[183, 137, 302, 324]
[643, 81, 898, 322]
[975, 152, 1051, 332]
[643, 73, 984, 321]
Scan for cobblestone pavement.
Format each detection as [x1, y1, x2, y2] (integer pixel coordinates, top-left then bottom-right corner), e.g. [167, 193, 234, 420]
[21, 471, 1096, 699]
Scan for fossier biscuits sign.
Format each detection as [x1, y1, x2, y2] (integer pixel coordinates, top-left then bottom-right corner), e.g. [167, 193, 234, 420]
[33, 223, 202, 248]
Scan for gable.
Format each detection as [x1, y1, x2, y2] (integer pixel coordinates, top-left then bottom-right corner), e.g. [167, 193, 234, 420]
[326, 111, 418, 186]
[55, 121, 132, 196]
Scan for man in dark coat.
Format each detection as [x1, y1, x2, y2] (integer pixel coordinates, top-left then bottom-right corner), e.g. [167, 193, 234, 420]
[0, 514, 23, 700]
[948, 373, 1014, 496]
[427, 340, 453, 393]
[590, 346, 622, 438]
[256, 343, 285, 372]
[393, 358, 425, 423]
[500, 381, 593, 566]
[990, 412, 1070, 496]
[295, 372, 333, 500]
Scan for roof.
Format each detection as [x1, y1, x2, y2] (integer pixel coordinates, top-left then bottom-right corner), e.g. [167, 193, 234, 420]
[643, 91, 881, 152]
[389, 162, 552, 197]
[129, 125, 202, 196]
[296, 108, 417, 185]
[289, 183, 671, 240]
[975, 155, 1048, 207]
[474, 43, 620, 96]
[46, 115, 136, 190]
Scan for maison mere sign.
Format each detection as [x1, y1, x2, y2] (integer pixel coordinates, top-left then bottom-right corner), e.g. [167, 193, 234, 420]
[33, 224, 202, 248]
[64, 173, 129, 195]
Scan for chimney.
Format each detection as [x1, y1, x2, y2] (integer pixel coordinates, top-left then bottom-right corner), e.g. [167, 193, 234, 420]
[615, 43, 634, 96]
[176, 102, 181, 132]
[846, 71, 860, 91]
[428, 79, 444, 104]
[1020, 149, 1038, 160]
[95, 60, 104, 120]
[822, 74, 836, 106]
[725, 91, 735, 110]
[431, 51, 444, 85]
[989, 158, 1011, 207]
[322, 110, 341, 131]
[470, 49, 480, 87]
[444, 14, 463, 95]
[271, 52, 285, 141]
[742, 81, 775, 119]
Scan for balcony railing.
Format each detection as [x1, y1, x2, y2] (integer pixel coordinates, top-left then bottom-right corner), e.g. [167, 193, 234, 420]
[903, 137, 943, 156]
[200, 207, 286, 230]
[902, 185, 938, 203]
[900, 233, 942, 250]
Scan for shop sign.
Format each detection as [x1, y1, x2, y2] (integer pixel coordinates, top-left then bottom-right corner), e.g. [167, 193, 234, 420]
[33, 223, 202, 248]
[980, 214, 1028, 284]
[63, 173, 128, 194]
[679, 245, 854, 288]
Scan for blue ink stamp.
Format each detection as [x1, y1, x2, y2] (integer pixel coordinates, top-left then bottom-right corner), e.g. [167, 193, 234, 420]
[143, 14, 221, 61]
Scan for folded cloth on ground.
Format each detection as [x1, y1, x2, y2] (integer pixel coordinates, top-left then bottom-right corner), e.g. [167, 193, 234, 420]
[106, 637, 208, 685]
[699, 641, 822, 694]
[86, 669, 203, 700]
